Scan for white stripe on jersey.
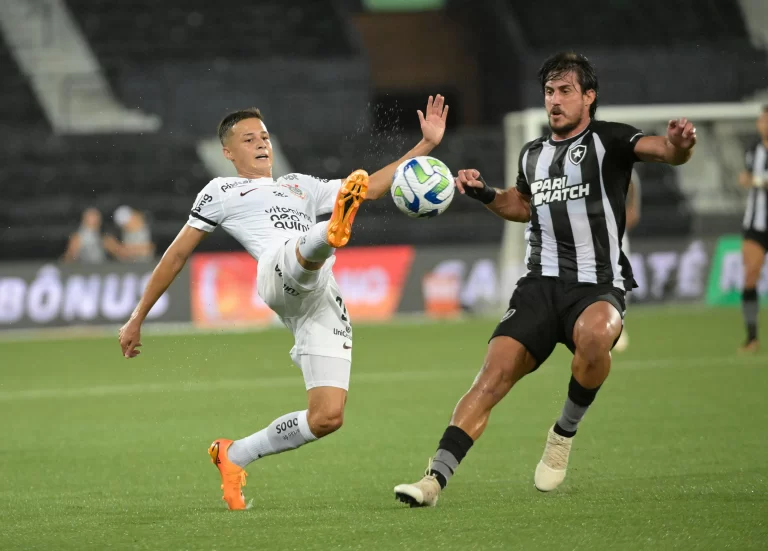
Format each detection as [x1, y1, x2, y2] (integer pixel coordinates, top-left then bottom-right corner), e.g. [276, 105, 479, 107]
[521, 149, 533, 271]
[743, 189, 755, 229]
[533, 144, 559, 277]
[593, 135, 625, 289]
[755, 189, 767, 231]
[564, 134, 597, 283]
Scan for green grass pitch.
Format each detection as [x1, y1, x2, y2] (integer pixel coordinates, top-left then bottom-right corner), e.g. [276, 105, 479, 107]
[1, 306, 767, 550]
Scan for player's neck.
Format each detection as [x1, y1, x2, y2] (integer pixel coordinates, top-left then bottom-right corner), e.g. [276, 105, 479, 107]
[551, 118, 591, 142]
[236, 167, 272, 180]
[762, 137, 768, 149]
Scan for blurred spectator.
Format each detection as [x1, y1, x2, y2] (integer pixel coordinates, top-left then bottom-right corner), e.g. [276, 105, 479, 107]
[104, 206, 155, 262]
[62, 208, 107, 264]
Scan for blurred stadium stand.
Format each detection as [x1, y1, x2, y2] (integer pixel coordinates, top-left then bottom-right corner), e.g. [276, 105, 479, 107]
[1, 0, 767, 260]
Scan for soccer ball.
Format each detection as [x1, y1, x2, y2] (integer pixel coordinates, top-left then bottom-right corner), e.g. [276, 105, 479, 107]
[390, 156, 455, 218]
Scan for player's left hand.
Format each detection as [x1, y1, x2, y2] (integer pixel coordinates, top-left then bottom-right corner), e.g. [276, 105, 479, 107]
[118, 318, 143, 359]
[418, 94, 449, 146]
[667, 118, 697, 150]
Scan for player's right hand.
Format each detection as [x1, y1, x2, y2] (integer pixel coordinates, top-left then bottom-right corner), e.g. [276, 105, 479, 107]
[118, 319, 142, 359]
[454, 169, 484, 195]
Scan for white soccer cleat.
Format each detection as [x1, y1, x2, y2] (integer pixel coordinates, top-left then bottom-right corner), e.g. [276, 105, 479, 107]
[534, 426, 574, 492]
[614, 330, 629, 352]
[394, 459, 441, 508]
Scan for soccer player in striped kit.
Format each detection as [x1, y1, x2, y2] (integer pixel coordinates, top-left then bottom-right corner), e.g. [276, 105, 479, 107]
[394, 52, 696, 507]
[738, 106, 768, 353]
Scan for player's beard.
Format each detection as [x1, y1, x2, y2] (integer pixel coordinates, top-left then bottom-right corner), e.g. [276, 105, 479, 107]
[548, 110, 582, 136]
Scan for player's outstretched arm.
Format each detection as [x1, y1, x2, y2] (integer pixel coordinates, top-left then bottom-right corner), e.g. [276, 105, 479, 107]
[118, 225, 206, 358]
[635, 118, 697, 166]
[365, 94, 449, 200]
[455, 169, 531, 223]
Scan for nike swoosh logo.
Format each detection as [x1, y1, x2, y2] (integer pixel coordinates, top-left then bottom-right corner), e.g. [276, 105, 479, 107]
[343, 342, 352, 350]
[240, 188, 259, 196]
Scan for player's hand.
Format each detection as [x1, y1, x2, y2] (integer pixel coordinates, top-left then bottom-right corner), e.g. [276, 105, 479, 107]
[118, 319, 143, 359]
[454, 169, 484, 195]
[418, 94, 449, 146]
[667, 118, 697, 150]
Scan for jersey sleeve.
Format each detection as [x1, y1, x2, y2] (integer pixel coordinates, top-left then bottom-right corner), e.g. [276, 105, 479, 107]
[745, 146, 755, 173]
[515, 142, 532, 195]
[295, 174, 342, 216]
[602, 122, 645, 166]
[187, 181, 224, 232]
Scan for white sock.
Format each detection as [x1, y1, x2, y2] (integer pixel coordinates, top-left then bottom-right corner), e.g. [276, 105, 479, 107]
[227, 410, 318, 468]
[298, 222, 334, 262]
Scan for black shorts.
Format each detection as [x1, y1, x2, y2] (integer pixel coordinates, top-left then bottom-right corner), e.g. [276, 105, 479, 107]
[744, 229, 768, 252]
[491, 275, 626, 368]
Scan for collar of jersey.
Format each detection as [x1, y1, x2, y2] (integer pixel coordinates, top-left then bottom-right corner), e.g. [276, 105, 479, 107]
[547, 124, 591, 147]
[240, 177, 278, 185]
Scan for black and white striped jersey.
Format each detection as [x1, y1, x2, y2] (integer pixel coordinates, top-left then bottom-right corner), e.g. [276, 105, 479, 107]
[743, 141, 768, 233]
[516, 120, 643, 291]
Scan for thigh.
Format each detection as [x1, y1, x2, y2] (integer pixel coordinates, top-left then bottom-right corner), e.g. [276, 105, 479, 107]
[292, 277, 353, 362]
[490, 277, 559, 368]
[301, 354, 352, 392]
[561, 284, 626, 353]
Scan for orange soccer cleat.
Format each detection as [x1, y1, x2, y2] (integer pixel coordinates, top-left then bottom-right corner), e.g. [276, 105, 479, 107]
[327, 169, 369, 248]
[208, 438, 247, 510]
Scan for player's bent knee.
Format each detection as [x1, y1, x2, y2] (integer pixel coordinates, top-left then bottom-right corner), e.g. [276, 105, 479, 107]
[575, 316, 620, 357]
[307, 407, 344, 438]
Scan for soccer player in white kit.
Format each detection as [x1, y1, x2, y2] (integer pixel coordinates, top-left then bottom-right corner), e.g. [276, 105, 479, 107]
[118, 95, 449, 509]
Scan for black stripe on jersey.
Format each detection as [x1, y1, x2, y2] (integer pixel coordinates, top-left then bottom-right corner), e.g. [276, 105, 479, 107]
[525, 143, 544, 275]
[548, 143, 578, 278]
[190, 211, 218, 227]
[580, 138, 613, 283]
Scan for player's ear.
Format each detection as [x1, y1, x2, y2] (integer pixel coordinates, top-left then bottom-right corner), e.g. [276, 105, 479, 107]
[222, 146, 234, 161]
[584, 89, 596, 108]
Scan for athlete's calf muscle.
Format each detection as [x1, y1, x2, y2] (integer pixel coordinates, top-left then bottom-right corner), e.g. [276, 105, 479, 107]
[450, 336, 536, 440]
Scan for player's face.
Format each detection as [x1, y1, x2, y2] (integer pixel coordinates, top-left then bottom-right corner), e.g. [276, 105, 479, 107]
[223, 118, 273, 177]
[82, 208, 101, 229]
[544, 71, 594, 136]
[757, 111, 768, 140]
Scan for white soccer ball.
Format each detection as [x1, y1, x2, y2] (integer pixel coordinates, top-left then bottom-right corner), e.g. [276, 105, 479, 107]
[390, 156, 455, 218]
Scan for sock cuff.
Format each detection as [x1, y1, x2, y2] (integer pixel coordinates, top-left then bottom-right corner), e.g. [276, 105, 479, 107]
[437, 425, 474, 463]
[297, 410, 318, 442]
[568, 375, 601, 408]
[743, 288, 758, 301]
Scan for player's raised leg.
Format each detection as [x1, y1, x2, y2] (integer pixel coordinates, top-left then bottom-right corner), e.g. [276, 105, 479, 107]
[740, 238, 764, 353]
[535, 301, 622, 492]
[394, 336, 537, 507]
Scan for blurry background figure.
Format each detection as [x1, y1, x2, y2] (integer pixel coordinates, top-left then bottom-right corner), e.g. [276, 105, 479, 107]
[614, 169, 641, 352]
[738, 106, 768, 353]
[62, 207, 106, 264]
[104, 205, 156, 262]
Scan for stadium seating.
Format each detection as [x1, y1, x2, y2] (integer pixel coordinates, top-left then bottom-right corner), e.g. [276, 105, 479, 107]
[0, 33, 47, 130]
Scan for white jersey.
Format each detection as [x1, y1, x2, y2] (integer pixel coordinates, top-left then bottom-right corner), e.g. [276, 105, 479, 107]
[187, 174, 342, 260]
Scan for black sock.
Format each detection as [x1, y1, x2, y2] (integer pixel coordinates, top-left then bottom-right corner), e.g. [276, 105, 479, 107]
[553, 376, 602, 438]
[743, 288, 759, 342]
[429, 426, 474, 489]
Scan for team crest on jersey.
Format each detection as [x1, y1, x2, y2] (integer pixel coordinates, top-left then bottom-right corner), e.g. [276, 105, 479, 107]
[568, 144, 587, 166]
[281, 182, 307, 199]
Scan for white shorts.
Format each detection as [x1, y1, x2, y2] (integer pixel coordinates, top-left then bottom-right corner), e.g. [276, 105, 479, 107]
[257, 238, 352, 389]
